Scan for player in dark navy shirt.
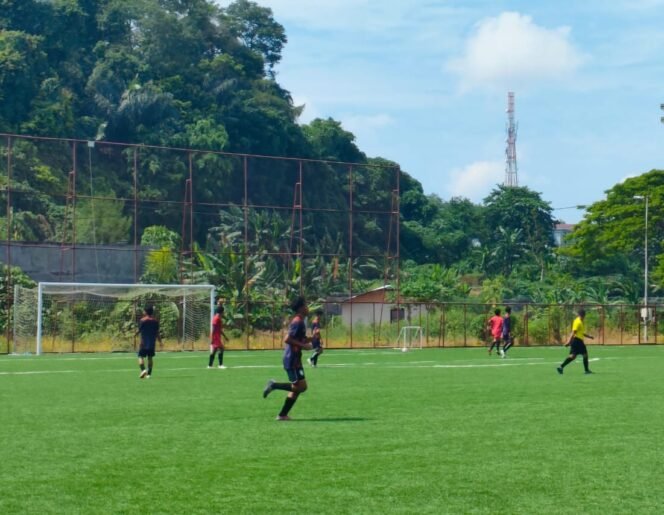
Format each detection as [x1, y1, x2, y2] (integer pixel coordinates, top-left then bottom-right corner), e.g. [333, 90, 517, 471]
[263, 296, 312, 420]
[136, 305, 162, 379]
[307, 310, 323, 367]
[501, 306, 513, 357]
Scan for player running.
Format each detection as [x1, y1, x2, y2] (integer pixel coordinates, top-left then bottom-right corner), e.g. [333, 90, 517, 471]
[557, 308, 594, 375]
[487, 308, 504, 357]
[262, 296, 312, 421]
[501, 306, 513, 358]
[208, 305, 228, 369]
[136, 305, 162, 379]
[307, 310, 324, 367]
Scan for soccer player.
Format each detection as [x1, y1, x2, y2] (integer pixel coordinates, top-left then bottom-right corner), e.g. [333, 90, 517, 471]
[136, 305, 162, 379]
[262, 296, 312, 421]
[557, 308, 594, 375]
[307, 309, 323, 367]
[487, 308, 504, 357]
[501, 306, 514, 357]
[208, 305, 228, 369]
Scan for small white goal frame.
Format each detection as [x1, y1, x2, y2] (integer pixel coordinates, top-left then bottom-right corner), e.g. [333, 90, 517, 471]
[396, 325, 423, 351]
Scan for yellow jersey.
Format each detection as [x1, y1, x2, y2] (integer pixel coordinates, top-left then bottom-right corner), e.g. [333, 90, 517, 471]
[572, 317, 585, 340]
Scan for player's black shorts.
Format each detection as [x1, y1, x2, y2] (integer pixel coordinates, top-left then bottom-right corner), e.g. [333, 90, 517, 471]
[285, 366, 305, 383]
[138, 346, 155, 358]
[570, 337, 587, 355]
[312, 338, 322, 349]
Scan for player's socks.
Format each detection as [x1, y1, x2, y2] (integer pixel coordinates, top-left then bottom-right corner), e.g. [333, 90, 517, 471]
[218, 351, 224, 366]
[582, 356, 589, 372]
[140, 364, 145, 371]
[560, 357, 574, 369]
[148, 367, 152, 376]
[208, 354, 215, 367]
[272, 382, 292, 391]
[279, 397, 297, 417]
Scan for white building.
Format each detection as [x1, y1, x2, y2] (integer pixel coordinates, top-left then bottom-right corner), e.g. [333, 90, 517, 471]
[340, 285, 428, 327]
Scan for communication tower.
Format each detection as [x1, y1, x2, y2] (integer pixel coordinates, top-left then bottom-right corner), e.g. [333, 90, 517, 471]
[505, 92, 518, 187]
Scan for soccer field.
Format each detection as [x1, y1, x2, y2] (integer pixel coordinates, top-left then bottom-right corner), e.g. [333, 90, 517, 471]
[1, 346, 663, 514]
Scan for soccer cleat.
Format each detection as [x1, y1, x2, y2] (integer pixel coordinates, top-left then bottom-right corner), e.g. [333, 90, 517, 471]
[263, 379, 275, 398]
[307, 357, 313, 366]
[146, 375, 151, 379]
[585, 370, 593, 375]
[499, 349, 505, 358]
[207, 366, 213, 369]
[275, 415, 291, 421]
[140, 370, 148, 379]
[556, 367, 563, 375]
[218, 365, 226, 369]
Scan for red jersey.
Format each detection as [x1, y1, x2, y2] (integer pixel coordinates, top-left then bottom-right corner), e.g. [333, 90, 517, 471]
[489, 315, 503, 339]
[211, 314, 223, 347]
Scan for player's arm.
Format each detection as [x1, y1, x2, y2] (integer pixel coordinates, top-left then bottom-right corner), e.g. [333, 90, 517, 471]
[284, 334, 312, 350]
[566, 329, 575, 346]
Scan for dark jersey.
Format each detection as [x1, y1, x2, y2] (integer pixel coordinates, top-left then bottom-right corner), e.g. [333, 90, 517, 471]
[283, 315, 306, 369]
[502, 315, 511, 337]
[139, 316, 160, 349]
[311, 317, 321, 336]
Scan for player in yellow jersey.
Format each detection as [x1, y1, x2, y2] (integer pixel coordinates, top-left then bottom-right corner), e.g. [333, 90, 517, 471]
[557, 308, 594, 375]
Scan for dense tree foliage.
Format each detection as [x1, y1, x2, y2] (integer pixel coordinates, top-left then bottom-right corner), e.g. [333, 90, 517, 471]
[560, 171, 664, 299]
[1, 0, 662, 309]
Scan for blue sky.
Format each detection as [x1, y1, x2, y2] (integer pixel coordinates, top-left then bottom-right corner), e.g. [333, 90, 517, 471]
[220, 0, 664, 223]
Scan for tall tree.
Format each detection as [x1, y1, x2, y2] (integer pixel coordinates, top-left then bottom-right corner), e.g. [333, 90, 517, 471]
[561, 170, 664, 289]
[224, 0, 287, 76]
[483, 185, 557, 278]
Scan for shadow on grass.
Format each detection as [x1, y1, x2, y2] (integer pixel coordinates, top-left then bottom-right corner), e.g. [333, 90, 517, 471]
[287, 417, 369, 423]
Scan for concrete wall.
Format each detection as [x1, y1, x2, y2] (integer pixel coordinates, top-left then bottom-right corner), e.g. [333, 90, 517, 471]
[0, 243, 151, 283]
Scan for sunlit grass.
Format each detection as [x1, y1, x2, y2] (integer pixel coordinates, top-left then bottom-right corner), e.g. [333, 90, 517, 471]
[1, 345, 663, 513]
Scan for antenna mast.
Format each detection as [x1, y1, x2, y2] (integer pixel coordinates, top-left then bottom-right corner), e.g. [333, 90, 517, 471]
[505, 91, 518, 187]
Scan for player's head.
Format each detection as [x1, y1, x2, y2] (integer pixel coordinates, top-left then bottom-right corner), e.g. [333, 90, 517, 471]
[144, 305, 154, 317]
[494, 308, 501, 316]
[215, 305, 224, 315]
[290, 296, 308, 315]
[505, 306, 511, 314]
[578, 308, 586, 318]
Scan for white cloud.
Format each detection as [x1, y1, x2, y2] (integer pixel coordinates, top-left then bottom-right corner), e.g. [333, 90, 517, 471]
[448, 12, 585, 91]
[342, 113, 395, 133]
[447, 161, 503, 202]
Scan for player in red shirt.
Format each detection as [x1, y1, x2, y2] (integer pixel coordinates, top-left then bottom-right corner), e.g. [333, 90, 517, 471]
[487, 308, 504, 357]
[208, 305, 228, 369]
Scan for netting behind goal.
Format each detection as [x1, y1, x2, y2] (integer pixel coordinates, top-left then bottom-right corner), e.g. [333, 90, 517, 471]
[396, 326, 423, 351]
[13, 283, 215, 354]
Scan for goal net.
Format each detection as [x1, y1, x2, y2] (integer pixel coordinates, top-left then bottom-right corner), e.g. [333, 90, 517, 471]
[13, 282, 215, 354]
[396, 325, 423, 351]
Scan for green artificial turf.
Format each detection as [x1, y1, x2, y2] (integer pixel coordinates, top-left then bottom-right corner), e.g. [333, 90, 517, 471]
[1, 346, 663, 514]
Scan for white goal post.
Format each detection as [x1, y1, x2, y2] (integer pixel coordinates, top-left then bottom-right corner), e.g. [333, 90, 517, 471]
[396, 325, 423, 351]
[13, 282, 215, 355]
